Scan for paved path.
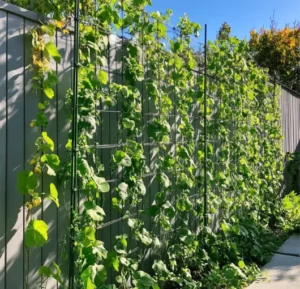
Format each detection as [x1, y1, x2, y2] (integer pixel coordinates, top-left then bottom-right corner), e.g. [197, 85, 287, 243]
[247, 234, 300, 289]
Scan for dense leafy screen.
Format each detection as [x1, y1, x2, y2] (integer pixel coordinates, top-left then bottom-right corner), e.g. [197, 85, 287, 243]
[8, 0, 290, 288]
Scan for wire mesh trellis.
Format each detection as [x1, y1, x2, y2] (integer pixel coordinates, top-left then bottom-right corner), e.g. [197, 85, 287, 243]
[67, 1, 281, 287]
[69, 1, 210, 284]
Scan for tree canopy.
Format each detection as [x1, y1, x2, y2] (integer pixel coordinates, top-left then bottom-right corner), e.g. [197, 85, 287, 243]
[249, 24, 300, 92]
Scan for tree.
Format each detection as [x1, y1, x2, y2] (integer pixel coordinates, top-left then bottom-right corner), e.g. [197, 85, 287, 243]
[217, 22, 231, 41]
[249, 23, 300, 92]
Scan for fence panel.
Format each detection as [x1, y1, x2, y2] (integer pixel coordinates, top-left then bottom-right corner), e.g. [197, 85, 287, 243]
[0, 2, 73, 288]
[280, 87, 300, 153]
[0, 8, 7, 289]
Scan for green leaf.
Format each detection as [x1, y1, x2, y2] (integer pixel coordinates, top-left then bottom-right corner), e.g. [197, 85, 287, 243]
[128, 218, 136, 228]
[84, 201, 105, 221]
[81, 268, 96, 289]
[107, 251, 119, 271]
[175, 56, 183, 69]
[39, 262, 63, 285]
[81, 227, 96, 247]
[113, 151, 132, 167]
[114, 235, 127, 254]
[46, 71, 59, 86]
[45, 165, 56, 176]
[45, 41, 61, 63]
[47, 183, 59, 207]
[41, 154, 60, 175]
[119, 256, 130, 266]
[44, 87, 54, 99]
[152, 260, 169, 277]
[118, 182, 128, 192]
[42, 132, 54, 151]
[93, 175, 110, 193]
[35, 111, 48, 126]
[223, 266, 236, 279]
[65, 139, 72, 151]
[52, 262, 63, 284]
[247, 91, 255, 100]
[138, 228, 152, 246]
[25, 220, 48, 247]
[179, 228, 195, 245]
[98, 70, 108, 85]
[17, 171, 38, 194]
[123, 118, 135, 130]
[39, 266, 52, 277]
[238, 260, 245, 269]
[118, 182, 128, 200]
[38, 102, 45, 110]
[91, 264, 107, 285]
[221, 221, 230, 234]
[159, 173, 170, 188]
[78, 158, 91, 177]
[137, 180, 146, 196]
[133, 271, 155, 288]
[223, 264, 247, 280]
[41, 24, 56, 36]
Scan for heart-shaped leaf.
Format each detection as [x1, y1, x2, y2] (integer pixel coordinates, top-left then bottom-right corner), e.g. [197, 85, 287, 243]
[84, 201, 105, 221]
[25, 220, 48, 247]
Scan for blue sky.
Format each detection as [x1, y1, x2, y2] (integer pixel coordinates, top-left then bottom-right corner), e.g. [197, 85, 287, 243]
[148, 0, 300, 40]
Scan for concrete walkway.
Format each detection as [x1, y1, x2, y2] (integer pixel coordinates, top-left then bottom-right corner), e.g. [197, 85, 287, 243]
[247, 235, 300, 289]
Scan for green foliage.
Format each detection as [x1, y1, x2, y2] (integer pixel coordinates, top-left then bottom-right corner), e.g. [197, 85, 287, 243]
[45, 41, 61, 63]
[285, 152, 300, 195]
[217, 22, 232, 40]
[282, 191, 300, 231]
[249, 24, 300, 92]
[133, 271, 156, 289]
[39, 262, 64, 287]
[9, 0, 287, 288]
[48, 183, 59, 207]
[17, 171, 38, 194]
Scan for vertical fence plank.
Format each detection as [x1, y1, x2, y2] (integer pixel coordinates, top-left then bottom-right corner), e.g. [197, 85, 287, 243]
[6, 13, 25, 289]
[0, 10, 7, 289]
[280, 89, 300, 153]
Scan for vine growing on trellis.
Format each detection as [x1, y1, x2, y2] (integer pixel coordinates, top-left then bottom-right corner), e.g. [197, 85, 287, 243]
[9, 0, 286, 288]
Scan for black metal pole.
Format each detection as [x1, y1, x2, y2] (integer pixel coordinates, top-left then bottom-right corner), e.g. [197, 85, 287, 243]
[203, 24, 208, 227]
[69, 0, 80, 287]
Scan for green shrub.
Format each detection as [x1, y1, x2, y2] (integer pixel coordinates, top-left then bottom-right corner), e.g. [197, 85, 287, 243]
[282, 191, 300, 232]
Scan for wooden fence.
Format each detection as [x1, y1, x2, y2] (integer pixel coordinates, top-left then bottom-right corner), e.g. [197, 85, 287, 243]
[0, 2, 73, 288]
[280, 87, 300, 153]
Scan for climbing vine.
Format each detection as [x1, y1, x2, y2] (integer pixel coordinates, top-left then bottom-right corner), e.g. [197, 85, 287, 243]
[8, 0, 289, 288]
[14, 20, 68, 288]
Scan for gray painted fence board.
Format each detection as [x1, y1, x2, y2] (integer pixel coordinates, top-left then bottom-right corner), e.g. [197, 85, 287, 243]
[6, 12, 25, 289]
[280, 88, 300, 153]
[0, 9, 7, 289]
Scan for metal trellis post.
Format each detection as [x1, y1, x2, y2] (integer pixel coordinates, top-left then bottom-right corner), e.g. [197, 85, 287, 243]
[69, 0, 80, 287]
[203, 24, 208, 228]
